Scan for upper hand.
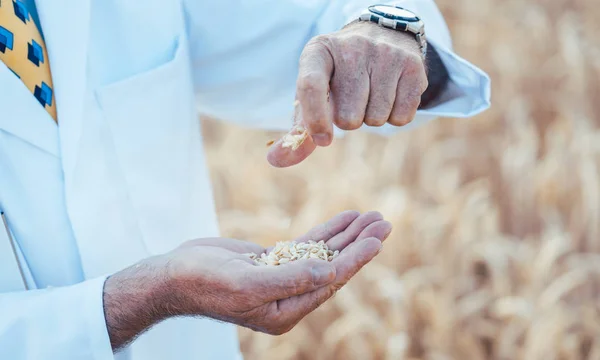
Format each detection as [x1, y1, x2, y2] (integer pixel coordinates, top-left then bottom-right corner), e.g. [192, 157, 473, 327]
[268, 21, 428, 168]
[164, 211, 392, 335]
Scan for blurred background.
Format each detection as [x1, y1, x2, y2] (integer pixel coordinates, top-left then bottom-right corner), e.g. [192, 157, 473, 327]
[202, 0, 600, 359]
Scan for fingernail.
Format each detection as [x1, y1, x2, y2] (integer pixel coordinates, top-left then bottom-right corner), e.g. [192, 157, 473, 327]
[312, 263, 335, 286]
[312, 133, 331, 147]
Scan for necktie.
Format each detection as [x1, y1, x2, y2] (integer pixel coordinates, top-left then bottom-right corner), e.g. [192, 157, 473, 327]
[0, 0, 57, 122]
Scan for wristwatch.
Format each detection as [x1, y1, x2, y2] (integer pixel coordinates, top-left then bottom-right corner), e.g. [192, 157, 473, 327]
[358, 5, 427, 58]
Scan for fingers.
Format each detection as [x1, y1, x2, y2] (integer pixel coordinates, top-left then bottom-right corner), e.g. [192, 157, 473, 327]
[325, 211, 384, 251]
[297, 35, 335, 147]
[180, 238, 265, 255]
[329, 237, 383, 281]
[250, 259, 336, 303]
[264, 210, 366, 256]
[355, 220, 393, 243]
[364, 44, 402, 127]
[330, 38, 370, 132]
[269, 27, 428, 169]
[247, 210, 383, 305]
[242, 214, 390, 334]
[274, 237, 382, 326]
[389, 54, 428, 126]
[294, 210, 361, 244]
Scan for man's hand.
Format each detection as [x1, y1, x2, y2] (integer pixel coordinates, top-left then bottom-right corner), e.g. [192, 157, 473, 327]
[103, 211, 392, 351]
[267, 21, 429, 168]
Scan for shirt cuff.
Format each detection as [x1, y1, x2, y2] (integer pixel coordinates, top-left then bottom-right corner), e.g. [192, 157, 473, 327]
[419, 37, 491, 118]
[83, 276, 114, 360]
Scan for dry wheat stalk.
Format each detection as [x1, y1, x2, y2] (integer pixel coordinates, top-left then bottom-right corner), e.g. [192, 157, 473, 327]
[245, 240, 340, 266]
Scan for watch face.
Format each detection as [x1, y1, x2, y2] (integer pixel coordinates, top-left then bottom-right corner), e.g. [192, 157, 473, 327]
[370, 5, 419, 21]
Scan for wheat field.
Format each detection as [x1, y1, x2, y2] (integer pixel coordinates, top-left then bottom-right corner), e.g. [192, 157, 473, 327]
[202, 0, 600, 359]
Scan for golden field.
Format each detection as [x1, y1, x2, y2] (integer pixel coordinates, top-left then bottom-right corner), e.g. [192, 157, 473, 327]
[202, 0, 600, 359]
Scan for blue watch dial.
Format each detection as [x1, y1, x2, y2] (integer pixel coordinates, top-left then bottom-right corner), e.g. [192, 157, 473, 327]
[369, 5, 420, 22]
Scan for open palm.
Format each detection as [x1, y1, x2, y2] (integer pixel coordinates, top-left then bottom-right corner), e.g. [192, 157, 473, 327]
[168, 210, 392, 335]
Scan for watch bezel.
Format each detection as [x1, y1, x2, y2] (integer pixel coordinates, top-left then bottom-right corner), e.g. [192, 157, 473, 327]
[368, 5, 421, 22]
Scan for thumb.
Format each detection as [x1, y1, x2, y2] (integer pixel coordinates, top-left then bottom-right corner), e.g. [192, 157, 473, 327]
[267, 104, 317, 168]
[252, 259, 336, 303]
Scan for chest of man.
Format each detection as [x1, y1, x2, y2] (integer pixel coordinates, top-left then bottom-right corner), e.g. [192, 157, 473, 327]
[0, 0, 220, 290]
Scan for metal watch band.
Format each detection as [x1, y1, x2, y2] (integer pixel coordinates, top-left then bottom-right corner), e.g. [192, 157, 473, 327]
[359, 10, 427, 58]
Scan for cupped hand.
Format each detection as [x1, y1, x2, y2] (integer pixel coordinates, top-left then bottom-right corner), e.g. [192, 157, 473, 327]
[165, 210, 392, 335]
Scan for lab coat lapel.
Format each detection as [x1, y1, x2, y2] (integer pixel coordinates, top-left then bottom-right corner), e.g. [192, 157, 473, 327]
[0, 62, 60, 157]
[33, 1, 143, 278]
[35, 0, 91, 185]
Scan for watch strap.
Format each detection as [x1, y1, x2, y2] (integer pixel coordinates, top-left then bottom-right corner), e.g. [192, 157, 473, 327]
[359, 9, 427, 58]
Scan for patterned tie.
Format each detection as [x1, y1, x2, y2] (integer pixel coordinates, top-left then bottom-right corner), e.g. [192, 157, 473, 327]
[0, 0, 57, 122]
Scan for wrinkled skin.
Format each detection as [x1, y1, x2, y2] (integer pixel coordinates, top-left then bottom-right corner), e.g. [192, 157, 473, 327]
[104, 211, 392, 349]
[166, 211, 392, 335]
[268, 21, 428, 168]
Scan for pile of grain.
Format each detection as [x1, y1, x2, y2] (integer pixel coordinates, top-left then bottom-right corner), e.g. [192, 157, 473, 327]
[245, 240, 340, 266]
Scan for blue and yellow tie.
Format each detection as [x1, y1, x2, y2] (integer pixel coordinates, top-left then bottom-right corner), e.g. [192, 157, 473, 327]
[0, 0, 57, 122]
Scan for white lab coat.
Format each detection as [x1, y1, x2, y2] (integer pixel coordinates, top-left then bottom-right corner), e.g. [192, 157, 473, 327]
[0, 0, 490, 359]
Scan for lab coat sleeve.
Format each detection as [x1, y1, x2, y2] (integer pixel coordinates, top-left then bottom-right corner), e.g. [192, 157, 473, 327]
[0, 277, 114, 360]
[184, 0, 491, 133]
